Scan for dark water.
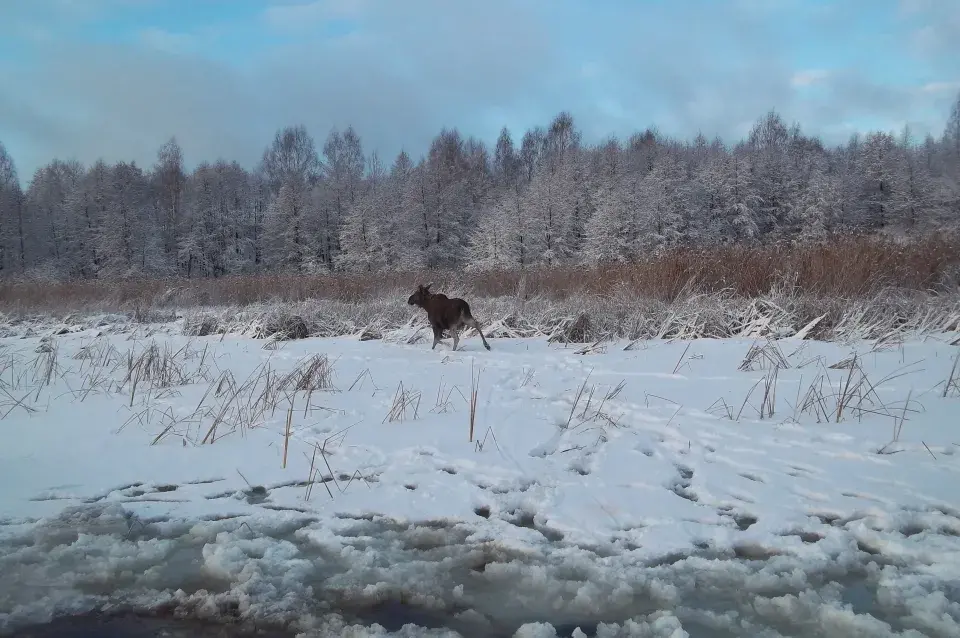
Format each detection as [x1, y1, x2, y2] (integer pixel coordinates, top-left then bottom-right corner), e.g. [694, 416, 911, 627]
[3, 504, 959, 638]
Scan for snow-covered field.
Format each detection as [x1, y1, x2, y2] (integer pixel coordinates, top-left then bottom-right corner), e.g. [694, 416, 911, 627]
[1, 318, 959, 637]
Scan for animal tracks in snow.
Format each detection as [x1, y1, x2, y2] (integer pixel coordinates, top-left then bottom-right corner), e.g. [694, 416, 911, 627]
[3, 330, 960, 603]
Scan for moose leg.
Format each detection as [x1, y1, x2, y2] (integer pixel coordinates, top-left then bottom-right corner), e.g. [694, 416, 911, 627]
[464, 318, 491, 351]
[431, 325, 443, 350]
[450, 326, 460, 352]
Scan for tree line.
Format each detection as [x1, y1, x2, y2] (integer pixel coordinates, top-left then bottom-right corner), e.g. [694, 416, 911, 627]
[1, 94, 958, 281]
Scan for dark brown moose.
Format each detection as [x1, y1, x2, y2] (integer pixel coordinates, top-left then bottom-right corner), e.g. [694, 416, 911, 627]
[407, 284, 491, 351]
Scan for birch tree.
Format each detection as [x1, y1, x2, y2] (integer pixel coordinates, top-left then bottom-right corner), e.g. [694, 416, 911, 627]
[319, 126, 365, 268]
[152, 137, 186, 264]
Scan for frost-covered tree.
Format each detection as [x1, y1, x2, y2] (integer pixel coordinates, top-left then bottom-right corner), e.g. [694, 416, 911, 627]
[0, 141, 23, 274]
[318, 126, 365, 269]
[414, 128, 472, 268]
[468, 127, 535, 271]
[248, 170, 269, 270]
[179, 162, 219, 278]
[465, 200, 515, 270]
[635, 153, 690, 250]
[96, 162, 160, 277]
[858, 132, 901, 230]
[260, 124, 320, 195]
[722, 151, 762, 242]
[3, 96, 960, 281]
[523, 164, 571, 264]
[265, 181, 310, 273]
[493, 127, 519, 188]
[747, 111, 792, 236]
[178, 161, 252, 277]
[892, 126, 937, 233]
[581, 177, 637, 264]
[518, 127, 545, 184]
[377, 150, 417, 269]
[797, 168, 842, 241]
[944, 91, 960, 166]
[337, 152, 386, 272]
[23, 159, 85, 278]
[151, 137, 186, 263]
[256, 125, 321, 272]
[519, 112, 584, 265]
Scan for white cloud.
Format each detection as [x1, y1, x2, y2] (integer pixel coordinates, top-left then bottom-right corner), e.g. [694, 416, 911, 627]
[138, 28, 195, 55]
[921, 80, 960, 94]
[898, 0, 927, 15]
[790, 69, 830, 88]
[262, 0, 369, 31]
[1, 0, 957, 180]
[904, 0, 960, 68]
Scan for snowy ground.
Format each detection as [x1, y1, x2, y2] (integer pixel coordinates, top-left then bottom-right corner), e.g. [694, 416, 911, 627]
[1, 320, 960, 637]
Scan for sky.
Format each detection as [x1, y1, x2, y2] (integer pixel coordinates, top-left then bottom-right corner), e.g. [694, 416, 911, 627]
[1, 0, 958, 182]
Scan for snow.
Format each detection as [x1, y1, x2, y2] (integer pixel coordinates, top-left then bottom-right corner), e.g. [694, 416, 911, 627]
[1, 320, 959, 637]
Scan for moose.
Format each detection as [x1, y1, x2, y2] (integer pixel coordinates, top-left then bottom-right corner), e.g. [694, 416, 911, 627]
[407, 284, 491, 352]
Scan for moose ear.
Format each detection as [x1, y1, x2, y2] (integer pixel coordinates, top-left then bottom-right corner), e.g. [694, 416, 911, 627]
[424, 282, 433, 290]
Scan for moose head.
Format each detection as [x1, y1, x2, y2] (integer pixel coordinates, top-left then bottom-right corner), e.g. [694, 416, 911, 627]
[406, 283, 433, 308]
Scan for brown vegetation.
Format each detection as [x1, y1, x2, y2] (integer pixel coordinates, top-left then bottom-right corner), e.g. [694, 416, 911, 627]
[1, 234, 958, 315]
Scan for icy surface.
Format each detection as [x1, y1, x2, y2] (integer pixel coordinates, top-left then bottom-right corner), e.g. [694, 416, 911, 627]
[1, 323, 959, 637]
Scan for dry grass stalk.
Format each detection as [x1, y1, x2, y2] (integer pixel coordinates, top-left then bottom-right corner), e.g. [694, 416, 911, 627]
[519, 367, 536, 388]
[738, 339, 790, 372]
[942, 352, 959, 398]
[829, 355, 858, 369]
[672, 342, 692, 374]
[341, 469, 373, 491]
[304, 443, 321, 500]
[3, 235, 960, 317]
[469, 362, 480, 442]
[574, 339, 607, 356]
[383, 381, 422, 423]
[731, 365, 782, 422]
[563, 371, 593, 430]
[347, 368, 379, 393]
[876, 388, 919, 456]
[474, 425, 502, 453]
[30, 338, 63, 397]
[736, 377, 766, 421]
[796, 357, 925, 429]
[556, 371, 626, 436]
[893, 389, 912, 443]
[431, 377, 463, 414]
[1, 384, 39, 419]
[645, 393, 680, 409]
[11, 278, 960, 348]
[578, 379, 625, 426]
[118, 340, 214, 408]
[760, 367, 779, 419]
[798, 374, 831, 423]
[282, 403, 293, 469]
[306, 421, 363, 499]
[151, 423, 175, 446]
[706, 396, 735, 420]
[278, 353, 338, 393]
